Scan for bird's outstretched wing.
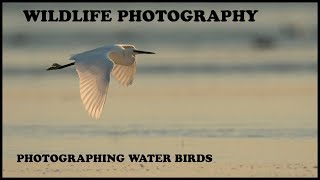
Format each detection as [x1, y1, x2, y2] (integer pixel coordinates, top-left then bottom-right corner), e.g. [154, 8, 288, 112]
[112, 61, 136, 86]
[71, 53, 114, 119]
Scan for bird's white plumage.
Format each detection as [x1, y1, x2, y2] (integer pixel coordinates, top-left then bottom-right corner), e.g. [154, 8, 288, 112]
[112, 61, 136, 86]
[61, 44, 154, 119]
[70, 48, 114, 119]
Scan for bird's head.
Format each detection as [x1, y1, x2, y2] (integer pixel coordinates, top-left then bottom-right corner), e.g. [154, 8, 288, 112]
[117, 44, 155, 56]
[108, 44, 155, 66]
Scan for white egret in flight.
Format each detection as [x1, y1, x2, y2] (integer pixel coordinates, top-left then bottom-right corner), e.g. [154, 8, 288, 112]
[47, 44, 155, 119]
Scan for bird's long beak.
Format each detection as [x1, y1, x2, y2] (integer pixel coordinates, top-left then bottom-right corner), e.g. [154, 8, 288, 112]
[133, 49, 155, 54]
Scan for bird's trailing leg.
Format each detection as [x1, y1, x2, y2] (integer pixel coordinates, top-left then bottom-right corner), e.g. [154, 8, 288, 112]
[47, 62, 75, 71]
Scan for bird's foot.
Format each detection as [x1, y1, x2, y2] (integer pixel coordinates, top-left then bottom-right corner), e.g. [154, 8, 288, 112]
[47, 63, 62, 71]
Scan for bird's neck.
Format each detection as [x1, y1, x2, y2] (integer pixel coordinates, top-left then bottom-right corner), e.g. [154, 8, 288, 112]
[108, 52, 135, 66]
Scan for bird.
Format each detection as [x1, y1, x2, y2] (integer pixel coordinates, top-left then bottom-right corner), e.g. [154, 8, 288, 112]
[47, 44, 155, 119]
